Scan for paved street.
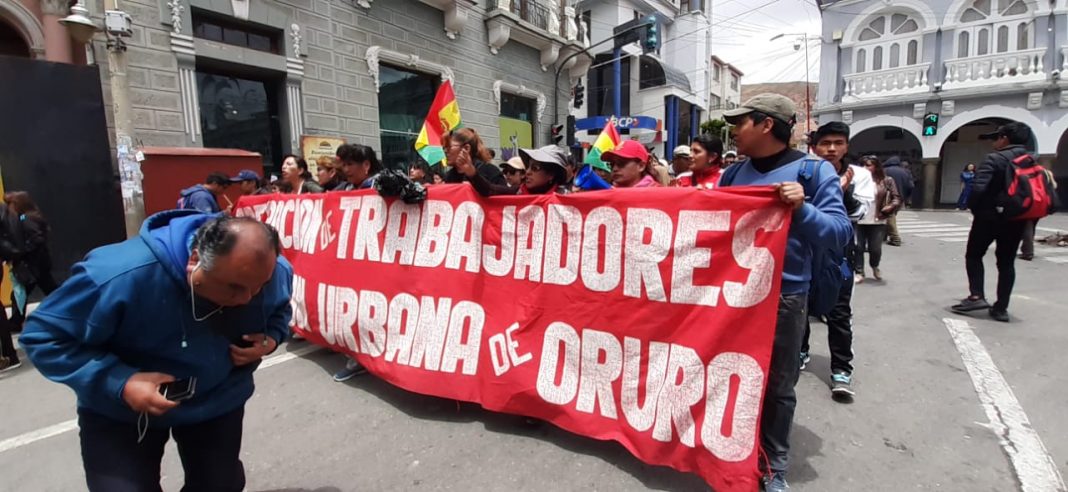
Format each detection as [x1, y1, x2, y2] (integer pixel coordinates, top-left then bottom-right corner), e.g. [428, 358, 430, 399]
[1, 210, 1066, 492]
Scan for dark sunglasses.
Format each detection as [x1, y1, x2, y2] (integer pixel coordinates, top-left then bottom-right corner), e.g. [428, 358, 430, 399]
[502, 168, 524, 175]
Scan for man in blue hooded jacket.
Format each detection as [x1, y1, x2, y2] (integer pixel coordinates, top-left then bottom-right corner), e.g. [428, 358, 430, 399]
[722, 94, 852, 492]
[177, 172, 231, 213]
[20, 211, 292, 491]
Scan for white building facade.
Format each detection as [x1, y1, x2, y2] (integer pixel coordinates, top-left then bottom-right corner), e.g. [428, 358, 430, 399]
[817, 0, 1068, 207]
[708, 55, 743, 120]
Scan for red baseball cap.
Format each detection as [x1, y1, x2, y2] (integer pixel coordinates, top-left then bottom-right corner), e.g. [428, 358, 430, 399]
[601, 140, 649, 164]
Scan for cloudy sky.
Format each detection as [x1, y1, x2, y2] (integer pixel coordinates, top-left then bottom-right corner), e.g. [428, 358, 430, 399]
[710, 0, 823, 84]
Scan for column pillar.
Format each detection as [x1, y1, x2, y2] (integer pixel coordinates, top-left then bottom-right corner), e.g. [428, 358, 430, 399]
[40, 0, 73, 63]
[921, 157, 940, 209]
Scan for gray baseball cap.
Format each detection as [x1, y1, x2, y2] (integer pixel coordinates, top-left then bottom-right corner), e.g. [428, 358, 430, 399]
[724, 93, 797, 126]
[519, 145, 569, 171]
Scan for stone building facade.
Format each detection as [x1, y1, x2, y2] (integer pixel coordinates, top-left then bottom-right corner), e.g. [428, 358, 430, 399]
[90, 0, 588, 173]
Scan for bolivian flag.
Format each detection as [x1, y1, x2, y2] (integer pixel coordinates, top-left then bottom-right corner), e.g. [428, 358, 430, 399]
[415, 80, 462, 166]
[583, 120, 620, 172]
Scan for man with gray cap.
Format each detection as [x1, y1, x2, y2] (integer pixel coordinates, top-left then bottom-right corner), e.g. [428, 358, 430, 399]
[718, 94, 852, 492]
[454, 145, 570, 196]
[670, 145, 692, 177]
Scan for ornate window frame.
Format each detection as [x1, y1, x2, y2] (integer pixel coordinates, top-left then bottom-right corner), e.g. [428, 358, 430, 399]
[365, 46, 455, 93]
[492, 80, 547, 124]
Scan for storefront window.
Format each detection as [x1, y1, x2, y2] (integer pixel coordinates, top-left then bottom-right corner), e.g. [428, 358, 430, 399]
[378, 64, 438, 170]
[196, 71, 282, 171]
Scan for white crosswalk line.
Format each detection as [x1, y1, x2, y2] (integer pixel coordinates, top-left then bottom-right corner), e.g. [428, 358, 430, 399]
[1034, 248, 1068, 256]
[899, 225, 966, 232]
[895, 221, 941, 226]
[1045, 256, 1068, 264]
[916, 232, 972, 238]
[941, 238, 970, 243]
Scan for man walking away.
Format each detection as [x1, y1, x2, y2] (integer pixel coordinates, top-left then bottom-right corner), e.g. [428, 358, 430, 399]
[721, 95, 852, 491]
[178, 172, 231, 213]
[21, 213, 292, 491]
[883, 156, 913, 246]
[802, 121, 872, 402]
[951, 122, 1036, 322]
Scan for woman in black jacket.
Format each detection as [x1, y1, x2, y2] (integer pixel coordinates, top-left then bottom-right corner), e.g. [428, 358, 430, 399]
[4, 191, 55, 330]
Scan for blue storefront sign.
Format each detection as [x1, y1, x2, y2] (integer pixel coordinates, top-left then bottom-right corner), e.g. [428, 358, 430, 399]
[575, 115, 659, 132]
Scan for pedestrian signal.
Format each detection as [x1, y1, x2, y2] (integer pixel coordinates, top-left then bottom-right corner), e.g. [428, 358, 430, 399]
[923, 113, 939, 136]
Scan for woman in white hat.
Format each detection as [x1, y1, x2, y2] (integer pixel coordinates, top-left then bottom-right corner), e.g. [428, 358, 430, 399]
[454, 145, 570, 196]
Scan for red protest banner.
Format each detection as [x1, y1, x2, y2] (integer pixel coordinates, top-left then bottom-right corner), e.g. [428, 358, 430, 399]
[237, 184, 792, 491]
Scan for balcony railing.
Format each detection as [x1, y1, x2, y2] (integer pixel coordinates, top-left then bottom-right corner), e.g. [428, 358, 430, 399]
[842, 63, 931, 100]
[943, 48, 1047, 89]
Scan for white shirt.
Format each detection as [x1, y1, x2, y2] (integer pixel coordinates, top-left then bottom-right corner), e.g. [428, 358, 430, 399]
[849, 164, 876, 223]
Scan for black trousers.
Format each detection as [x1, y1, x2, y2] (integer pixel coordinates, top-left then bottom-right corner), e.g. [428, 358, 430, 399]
[78, 407, 246, 492]
[761, 294, 808, 474]
[965, 219, 1026, 311]
[855, 224, 887, 272]
[0, 276, 18, 362]
[801, 278, 854, 374]
[1020, 219, 1038, 257]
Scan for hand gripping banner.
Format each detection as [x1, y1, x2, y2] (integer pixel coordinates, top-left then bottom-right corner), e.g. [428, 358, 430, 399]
[237, 184, 792, 491]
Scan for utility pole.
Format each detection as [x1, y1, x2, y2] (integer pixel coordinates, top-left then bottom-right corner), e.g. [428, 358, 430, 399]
[771, 32, 816, 134]
[104, 1, 145, 238]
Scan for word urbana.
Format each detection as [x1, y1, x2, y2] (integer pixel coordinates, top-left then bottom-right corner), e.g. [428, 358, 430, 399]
[289, 274, 765, 463]
[241, 195, 787, 309]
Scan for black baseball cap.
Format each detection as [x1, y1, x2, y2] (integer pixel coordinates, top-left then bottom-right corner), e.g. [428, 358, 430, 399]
[979, 122, 1031, 145]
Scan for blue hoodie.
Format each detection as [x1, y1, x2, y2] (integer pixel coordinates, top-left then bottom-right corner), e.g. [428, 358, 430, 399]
[20, 210, 292, 427]
[178, 185, 221, 213]
[724, 155, 852, 295]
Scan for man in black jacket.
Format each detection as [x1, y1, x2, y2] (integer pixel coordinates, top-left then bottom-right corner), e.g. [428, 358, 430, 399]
[882, 156, 914, 246]
[951, 122, 1032, 322]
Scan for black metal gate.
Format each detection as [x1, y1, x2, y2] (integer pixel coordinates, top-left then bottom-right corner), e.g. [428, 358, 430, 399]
[0, 55, 126, 283]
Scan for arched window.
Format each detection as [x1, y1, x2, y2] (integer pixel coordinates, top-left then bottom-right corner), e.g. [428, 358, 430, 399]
[955, 0, 1033, 57]
[852, 11, 924, 71]
[1017, 21, 1031, 50]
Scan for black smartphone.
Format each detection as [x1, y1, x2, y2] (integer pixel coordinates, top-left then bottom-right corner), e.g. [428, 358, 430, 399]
[159, 377, 197, 402]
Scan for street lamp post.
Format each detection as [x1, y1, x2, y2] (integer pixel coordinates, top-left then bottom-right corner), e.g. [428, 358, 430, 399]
[771, 32, 816, 135]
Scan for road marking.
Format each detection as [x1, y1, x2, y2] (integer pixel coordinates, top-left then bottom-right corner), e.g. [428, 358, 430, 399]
[915, 231, 972, 238]
[941, 238, 970, 243]
[943, 318, 1067, 492]
[0, 343, 322, 455]
[1045, 257, 1068, 264]
[898, 224, 965, 231]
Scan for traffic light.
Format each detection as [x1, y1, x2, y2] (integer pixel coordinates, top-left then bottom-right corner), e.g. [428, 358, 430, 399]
[642, 16, 660, 54]
[551, 123, 565, 145]
[923, 113, 939, 136]
[566, 115, 576, 147]
[573, 80, 585, 109]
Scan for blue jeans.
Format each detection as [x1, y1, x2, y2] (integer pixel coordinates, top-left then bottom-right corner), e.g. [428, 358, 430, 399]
[78, 406, 246, 492]
[762, 293, 808, 474]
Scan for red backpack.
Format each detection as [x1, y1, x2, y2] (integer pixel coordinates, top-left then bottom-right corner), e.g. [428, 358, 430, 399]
[1000, 154, 1056, 221]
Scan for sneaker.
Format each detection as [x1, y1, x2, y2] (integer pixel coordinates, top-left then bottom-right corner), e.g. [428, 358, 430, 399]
[872, 268, 882, 280]
[951, 296, 990, 312]
[989, 308, 1010, 322]
[831, 371, 855, 400]
[799, 352, 810, 371]
[854, 274, 864, 284]
[0, 359, 22, 374]
[1018, 254, 1034, 261]
[332, 359, 368, 382]
[764, 471, 790, 492]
